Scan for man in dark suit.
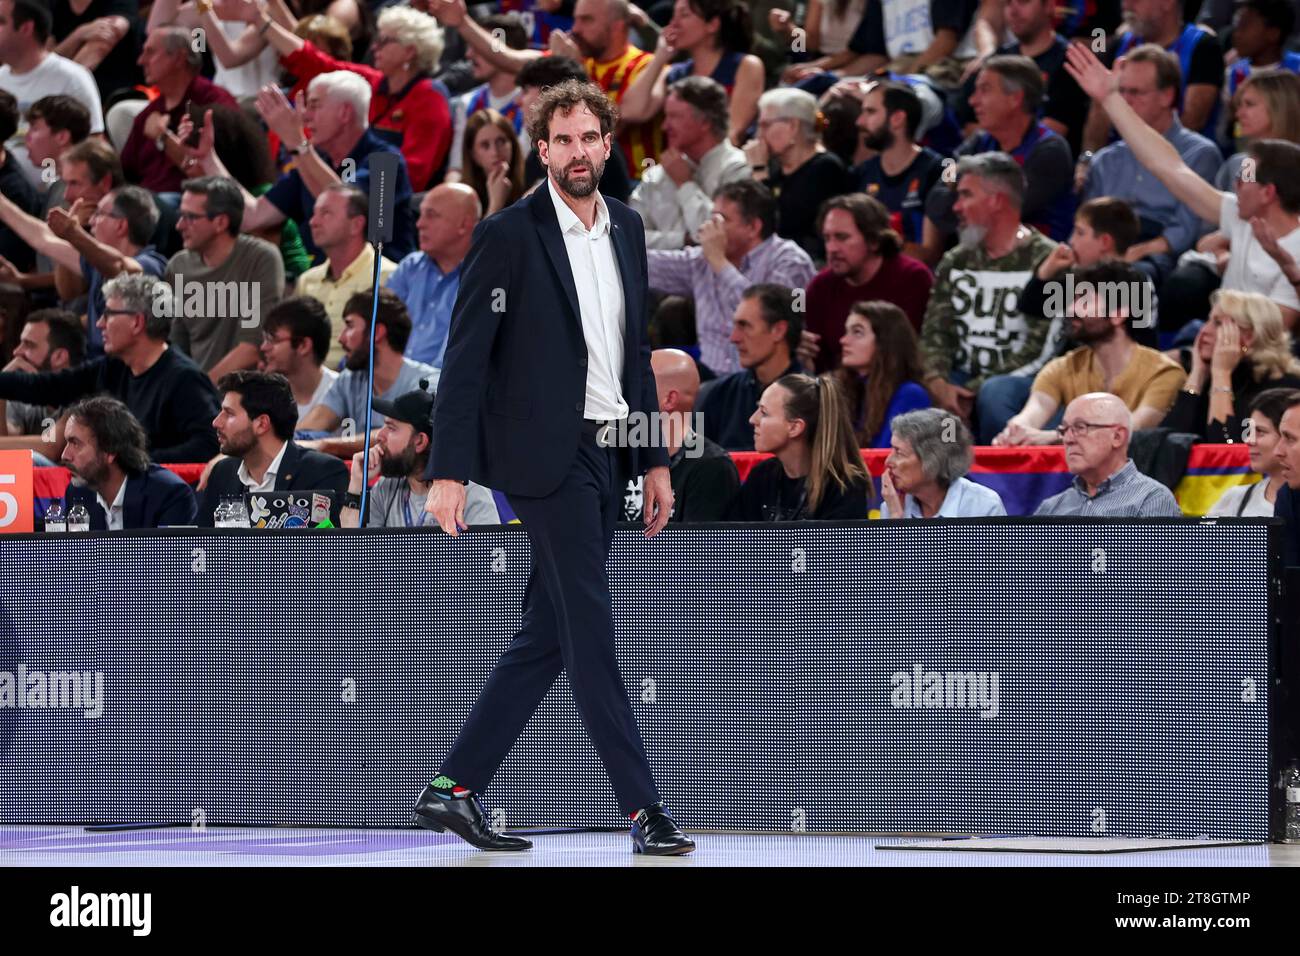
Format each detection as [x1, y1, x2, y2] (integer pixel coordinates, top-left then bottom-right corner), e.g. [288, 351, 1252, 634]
[199, 371, 350, 527]
[59, 396, 197, 530]
[416, 80, 694, 855]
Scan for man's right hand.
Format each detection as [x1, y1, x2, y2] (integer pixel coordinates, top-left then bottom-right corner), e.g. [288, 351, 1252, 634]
[928, 378, 975, 418]
[426, 479, 469, 536]
[795, 329, 820, 370]
[1036, 242, 1075, 280]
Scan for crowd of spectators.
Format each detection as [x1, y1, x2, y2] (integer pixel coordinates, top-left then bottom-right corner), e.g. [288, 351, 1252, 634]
[0, 0, 1296, 546]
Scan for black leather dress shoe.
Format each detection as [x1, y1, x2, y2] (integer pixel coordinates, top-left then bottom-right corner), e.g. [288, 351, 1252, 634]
[413, 785, 532, 851]
[631, 803, 695, 855]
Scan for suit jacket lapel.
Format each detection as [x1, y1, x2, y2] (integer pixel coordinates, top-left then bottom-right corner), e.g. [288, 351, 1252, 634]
[533, 181, 583, 336]
[609, 215, 641, 384]
[275, 442, 302, 490]
[122, 473, 143, 529]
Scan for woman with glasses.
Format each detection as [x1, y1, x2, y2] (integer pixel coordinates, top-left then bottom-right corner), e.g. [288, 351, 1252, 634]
[1163, 289, 1300, 442]
[250, 3, 450, 190]
[880, 408, 1006, 518]
[730, 372, 871, 520]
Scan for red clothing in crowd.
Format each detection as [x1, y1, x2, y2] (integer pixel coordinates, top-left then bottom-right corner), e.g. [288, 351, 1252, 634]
[122, 76, 238, 193]
[803, 254, 935, 373]
[280, 41, 451, 191]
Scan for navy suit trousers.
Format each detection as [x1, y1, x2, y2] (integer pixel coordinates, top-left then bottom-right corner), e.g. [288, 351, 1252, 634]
[440, 431, 661, 815]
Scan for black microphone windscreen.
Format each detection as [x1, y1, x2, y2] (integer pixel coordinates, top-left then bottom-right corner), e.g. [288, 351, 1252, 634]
[367, 152, 401, 245]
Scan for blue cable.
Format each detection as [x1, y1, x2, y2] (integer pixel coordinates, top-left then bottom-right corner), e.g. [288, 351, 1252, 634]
[357, 242, 384, 524]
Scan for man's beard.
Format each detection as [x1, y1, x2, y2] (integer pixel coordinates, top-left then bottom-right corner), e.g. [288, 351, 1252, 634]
[219, 427, 257, 459]
[345, 344, 370, 371]
[957, 223, 988, 248]
[555, 156, 605, 198]
[379, 442, 418, 478]
[68, 456, 110, 493]
[1072, 318, 1118, 346]
[863, 126, 894, 152]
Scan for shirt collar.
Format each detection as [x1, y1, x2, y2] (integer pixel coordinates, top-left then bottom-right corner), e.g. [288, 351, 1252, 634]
[1072, 458, 1136, 497]
[740, 234, 776, 270]
[95, 478, 127, 517]
[330, 244, 375, 284]
[237, 440, 289, 490]
[549, 180, 611, 238]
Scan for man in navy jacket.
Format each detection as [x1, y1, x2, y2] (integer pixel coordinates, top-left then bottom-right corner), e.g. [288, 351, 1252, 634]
[59, 397, 197, 530]
[415, 80, 694, 855]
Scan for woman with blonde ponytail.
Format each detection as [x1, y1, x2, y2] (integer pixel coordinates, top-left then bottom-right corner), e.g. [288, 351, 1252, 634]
[729, 372, 871, 520]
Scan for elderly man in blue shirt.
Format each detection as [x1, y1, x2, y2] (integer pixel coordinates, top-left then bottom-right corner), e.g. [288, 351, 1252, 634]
[387, 184, 482, 368]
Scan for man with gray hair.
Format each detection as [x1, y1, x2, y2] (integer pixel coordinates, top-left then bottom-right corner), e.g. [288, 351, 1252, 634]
[122, 25, 237, 196]
[630, 76, 749, 250]
[166, 175, 285, 381]
[0, 272, 220, 462]
[919, 152, 1057, 423]
[1034, 392, 1182, 516]
[189, 70, 416, 260]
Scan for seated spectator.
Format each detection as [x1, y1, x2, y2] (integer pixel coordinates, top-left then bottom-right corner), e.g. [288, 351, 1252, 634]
[21, 94, 91, 304]
[630, 75, 749, 250]
[925, 55, 1075, 244]
[297, 288, 440, 458]
[516, 56, 634, 204]
[1214, 67, 1300, 192]
[698, 283, 803, 450]
[201, 370, 350, 527]
[918, 153, 1057, 420]
[461, 109, 527, 217]
[0, 90, 38, 274]
[0, 184, 166, 365]
[189, 71, 417, 261]
[59, 396, 197, 530]
[1221, 0, 1300, 150]
[445, 14, 527, 181]
[1034, 392, 1184, 516]
[747, 87, 854, 258]
[851, 80, 945, 265]
[1208, 387, 1296, 516]
[0, 273, 220, 463]
[880, 407, 1006, 517]
[1081, 44, 1220, 286]
[259, 297, 338, 423]
[648, 180, 815, 376]
[1163, 289, 1300, 441]
[952, 0, 1089, 158]
[387, 184, 481, 369]
[0, 0, 105, 187]
[977, 196, 1150, 440]
[1080, 0, 1224, 146]
[257, 3, 452, 191]
[0, 308, 84, 462]
[295, 184, 399, 369]
[993, 261, 1187, 445]
[145, 0, 283, 102]
[813, 0, 981, 90]
[49, 0, 139, 102]
[618, 0, 766, 147]
[342, 384, 498, 528]
[1273, 388, 1300, 565]
[166, 176, 285, 381]
[803, 193, 934, 371]
[834, 301, 931, 449]
[122, 26, 237, 199]
[619, 348, 741, 521]
[1068, 41, 1300, 331]
[729, 371, 871, 520]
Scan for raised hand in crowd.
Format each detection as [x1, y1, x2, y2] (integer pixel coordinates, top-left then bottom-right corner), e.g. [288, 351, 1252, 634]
[1035, 241, 1075, 280]
[256, 85, 308, 151]
[47, 200, 91, 241]
[548, 29, 582, 61]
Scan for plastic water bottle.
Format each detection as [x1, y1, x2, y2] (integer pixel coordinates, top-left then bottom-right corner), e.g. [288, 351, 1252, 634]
[1286, 767, 1300, 843]
[228, 497, 250, 528]
[213, 499, 231, 528]
[66, 503, 90, 532]
[44, 503, 66, 533]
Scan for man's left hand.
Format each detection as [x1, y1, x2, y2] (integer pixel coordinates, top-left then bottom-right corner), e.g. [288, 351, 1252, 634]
[642, 465, 673, 537]
[256, 85, 308, 151]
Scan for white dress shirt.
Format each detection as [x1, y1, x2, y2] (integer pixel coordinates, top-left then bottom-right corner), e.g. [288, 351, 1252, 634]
[629, 140, 751, 249]
[549, 184, 628, 421]
[95, 478, 127, 531]
[236, 440, 288, 493]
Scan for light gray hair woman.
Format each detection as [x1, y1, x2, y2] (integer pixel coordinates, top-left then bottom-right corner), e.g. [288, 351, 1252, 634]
[881, 408, 1007, 518]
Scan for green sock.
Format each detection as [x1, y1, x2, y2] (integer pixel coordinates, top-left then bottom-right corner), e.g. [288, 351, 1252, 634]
[429, 774, 471, 798]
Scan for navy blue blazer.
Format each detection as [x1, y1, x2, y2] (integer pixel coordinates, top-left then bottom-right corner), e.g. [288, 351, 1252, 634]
[197, 440, 350, 527]
[1278, 483, 1300, 568]
[424, 180, 668, 497]
[62, 464, 197, 530]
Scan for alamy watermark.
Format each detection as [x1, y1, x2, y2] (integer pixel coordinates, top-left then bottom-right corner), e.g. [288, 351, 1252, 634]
[0, 665, 103, 718]
[1042, 275, 1154, 329]
[155, 277, 261, 328]
[594, 411, 705, 458]
[890, 663, 999, 719]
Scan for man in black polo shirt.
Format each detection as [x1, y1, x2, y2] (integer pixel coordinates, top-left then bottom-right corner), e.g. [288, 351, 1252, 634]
[620, 348, 740, 521]
[697, 283, 802, 451]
